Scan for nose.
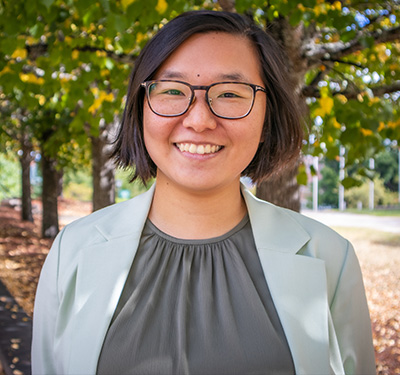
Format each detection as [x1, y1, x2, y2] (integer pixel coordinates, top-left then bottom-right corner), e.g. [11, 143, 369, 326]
[182, 93, 217, 132]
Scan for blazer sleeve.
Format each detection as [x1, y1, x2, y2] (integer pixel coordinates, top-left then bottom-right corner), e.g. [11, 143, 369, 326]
[329, 240, 376, 375]
[31, 228, 64, 375]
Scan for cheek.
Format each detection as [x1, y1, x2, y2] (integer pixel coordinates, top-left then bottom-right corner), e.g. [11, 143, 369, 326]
[143, 107, 174, 160]
[142, 108, 160, 158]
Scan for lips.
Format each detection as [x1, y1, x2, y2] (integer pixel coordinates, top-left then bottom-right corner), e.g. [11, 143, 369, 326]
[175, 143, 222, 155]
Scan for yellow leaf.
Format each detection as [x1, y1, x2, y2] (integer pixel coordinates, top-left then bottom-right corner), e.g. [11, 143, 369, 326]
[88, 100, 100, 114]
[313, 4, 326, 16]
[297, 3, 305, 11]
[36, 95, 46, 106]
[102, 92, 114, 102]
[378, 122, 386, 132]
[11, 48, 27, 60]
[96, 50, 107, 57]
[136, 32, 145, 43]
[89, 91, 114, 114]
[368, 97, 380, 105]
[318, 96, 334, 116]
[360, 128, 373, 136]
[0, 66, 12, 76]
[388, 120, 400, 129]
[336, 94, 347, 104]
[72, 50, 79, 60]
[104, 38, 114, 50]
[333, 1, 341, 11]
[19, 73, 44, 85]
[156, 0, 167, 14]
[332, 118, 341, 129]
[121, 0, 136, 11]
[26, 36, 37, 45]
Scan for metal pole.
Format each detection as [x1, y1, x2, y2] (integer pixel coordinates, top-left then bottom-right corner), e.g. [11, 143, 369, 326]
[313, 156, 318, 211]
[339, 146, 345, 211]
[369, 158, 374, 210]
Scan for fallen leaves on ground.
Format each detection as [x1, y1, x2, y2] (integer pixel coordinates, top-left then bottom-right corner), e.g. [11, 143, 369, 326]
[0, 202, 399, 374]
[334, 227, 400, 375]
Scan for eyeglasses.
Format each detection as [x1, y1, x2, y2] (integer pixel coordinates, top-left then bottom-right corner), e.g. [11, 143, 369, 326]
[141, 80, 266, 119]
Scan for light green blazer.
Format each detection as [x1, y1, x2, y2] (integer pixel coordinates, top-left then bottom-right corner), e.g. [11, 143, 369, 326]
[32, 184, 376, 375]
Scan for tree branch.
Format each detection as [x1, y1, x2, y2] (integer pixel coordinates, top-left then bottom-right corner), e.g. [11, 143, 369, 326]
[75, 46, 138, 64]
[322, 57, 366, 69]
[26, 43, 138, 64]
[218, 0, 236, 12]
[303, 25, 400, 68]
[302, 80, 400, 99]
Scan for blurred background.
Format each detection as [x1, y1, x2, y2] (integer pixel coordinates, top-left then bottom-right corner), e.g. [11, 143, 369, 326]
[0, 1, 399, 373]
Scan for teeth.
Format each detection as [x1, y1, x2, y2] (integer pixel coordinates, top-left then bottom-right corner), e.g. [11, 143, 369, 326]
[177, 143, 221, 155]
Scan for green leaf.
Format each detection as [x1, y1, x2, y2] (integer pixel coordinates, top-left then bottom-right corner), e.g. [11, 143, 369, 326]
[297, 164, 308, 186]
[340, 29, 357, 43]
[341, 177, 363, 189]
[40, 0, 55, 9]
[289, 8, 303, 27]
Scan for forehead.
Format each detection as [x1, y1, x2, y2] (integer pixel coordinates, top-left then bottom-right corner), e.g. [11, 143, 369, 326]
[154, 32, 263, 84]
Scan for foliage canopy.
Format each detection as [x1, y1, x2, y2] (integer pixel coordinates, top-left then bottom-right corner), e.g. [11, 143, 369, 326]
[0, 0, 399, 188]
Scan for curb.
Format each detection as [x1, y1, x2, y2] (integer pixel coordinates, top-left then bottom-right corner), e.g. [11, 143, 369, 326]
[0, 280, 31, 375]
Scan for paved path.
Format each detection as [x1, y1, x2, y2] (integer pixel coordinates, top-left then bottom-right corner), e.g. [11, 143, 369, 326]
[302, 210, 400, 234]
[0, 281, 31, 375]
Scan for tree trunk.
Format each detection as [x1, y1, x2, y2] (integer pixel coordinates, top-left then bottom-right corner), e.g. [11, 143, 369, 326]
[256, 162, 301, 211]
[91, 125, 116, 212]
[19, 142, 33, 222]
[255, 18, 309, 211]
[41, 152, 62, 238]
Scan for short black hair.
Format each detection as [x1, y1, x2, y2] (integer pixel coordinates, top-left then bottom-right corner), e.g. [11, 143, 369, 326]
[112, 10, 303, 184]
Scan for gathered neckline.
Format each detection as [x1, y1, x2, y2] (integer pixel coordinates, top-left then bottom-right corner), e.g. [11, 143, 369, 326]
[145, 214, 250, 246]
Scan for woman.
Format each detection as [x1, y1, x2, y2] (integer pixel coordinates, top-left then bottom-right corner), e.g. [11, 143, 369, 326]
[32, 10, 376, 375]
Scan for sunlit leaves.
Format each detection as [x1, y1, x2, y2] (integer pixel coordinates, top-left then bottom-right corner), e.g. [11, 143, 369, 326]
[0, 0, 399, 192]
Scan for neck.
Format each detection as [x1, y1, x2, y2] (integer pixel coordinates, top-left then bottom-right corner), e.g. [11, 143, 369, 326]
[148, 178, 247, 240]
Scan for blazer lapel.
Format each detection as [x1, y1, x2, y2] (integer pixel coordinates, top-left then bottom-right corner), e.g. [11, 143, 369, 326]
[66, 185, 155, 374]
[243, 187, 331, 375]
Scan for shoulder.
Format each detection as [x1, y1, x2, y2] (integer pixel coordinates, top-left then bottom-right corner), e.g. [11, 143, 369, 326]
[57, 185, 155, 250]
[243, 188, 350, 262]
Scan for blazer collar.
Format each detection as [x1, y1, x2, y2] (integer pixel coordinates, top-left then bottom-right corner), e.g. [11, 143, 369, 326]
[93, 182, 156, 241]
[92, 182, 311, 251]
[241, 184, 310, 253]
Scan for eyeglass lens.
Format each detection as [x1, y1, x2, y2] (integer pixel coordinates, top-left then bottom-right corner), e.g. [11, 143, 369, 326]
[146, 81, 255, 118]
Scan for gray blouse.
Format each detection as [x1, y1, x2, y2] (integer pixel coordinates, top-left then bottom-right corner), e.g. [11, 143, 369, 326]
[97, 215, 295, 375]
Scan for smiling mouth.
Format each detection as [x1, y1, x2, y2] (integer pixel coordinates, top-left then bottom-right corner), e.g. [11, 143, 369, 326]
[175, 143, 223, 155]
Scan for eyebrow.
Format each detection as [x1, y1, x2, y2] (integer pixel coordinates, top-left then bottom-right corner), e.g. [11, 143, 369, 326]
[158, 70, 250, 82]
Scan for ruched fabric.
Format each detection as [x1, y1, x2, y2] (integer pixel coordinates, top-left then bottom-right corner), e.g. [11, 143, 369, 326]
[97, 216, 294, 375]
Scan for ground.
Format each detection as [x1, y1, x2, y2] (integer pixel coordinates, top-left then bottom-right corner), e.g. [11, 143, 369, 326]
[0, 199, 399, 374]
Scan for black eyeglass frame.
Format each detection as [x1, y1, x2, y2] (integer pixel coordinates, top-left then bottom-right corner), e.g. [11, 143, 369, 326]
[141, 79, 267, 120]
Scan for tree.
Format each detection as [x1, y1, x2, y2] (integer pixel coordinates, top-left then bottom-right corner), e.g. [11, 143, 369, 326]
[0, 101, 35, 222]
[319, 158, 339, 208]
[375, 145, 399, 192]
[1, 0, 399, 219]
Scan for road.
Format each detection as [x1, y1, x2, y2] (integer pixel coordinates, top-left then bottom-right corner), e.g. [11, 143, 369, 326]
[302, 210, 400, 234]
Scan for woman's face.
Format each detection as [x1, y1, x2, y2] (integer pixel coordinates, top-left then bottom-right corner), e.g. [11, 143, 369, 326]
[143, 32, 266, 195]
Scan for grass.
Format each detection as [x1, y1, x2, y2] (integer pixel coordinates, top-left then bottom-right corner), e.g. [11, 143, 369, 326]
[328, 208, 400, 217]
[333, 226, 400, 248]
